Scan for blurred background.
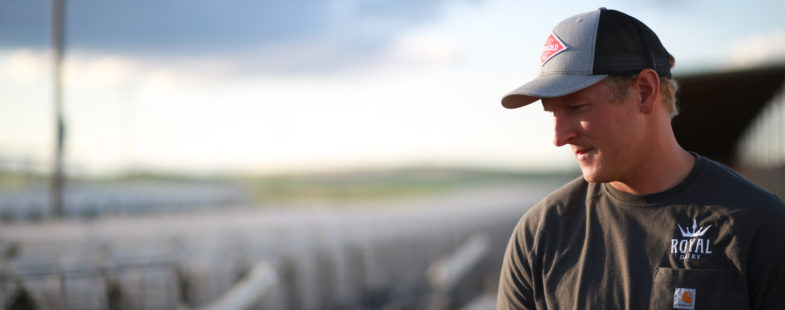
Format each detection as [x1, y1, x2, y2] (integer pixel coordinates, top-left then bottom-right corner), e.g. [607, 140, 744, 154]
[1, 0, 784, 309]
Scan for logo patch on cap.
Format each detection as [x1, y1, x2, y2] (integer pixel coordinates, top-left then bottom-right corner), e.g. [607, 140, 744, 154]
[540, 33, 567, 65]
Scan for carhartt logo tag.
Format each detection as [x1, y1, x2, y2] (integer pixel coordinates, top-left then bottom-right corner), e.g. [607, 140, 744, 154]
[673, 288, 696, 309]
[540, 33, 566, 65]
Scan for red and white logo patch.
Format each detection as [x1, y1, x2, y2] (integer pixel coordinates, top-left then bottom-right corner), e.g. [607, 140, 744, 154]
[540, 33, 567, 65]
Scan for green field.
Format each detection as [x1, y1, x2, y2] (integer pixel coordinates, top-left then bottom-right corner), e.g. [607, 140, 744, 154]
[0, 167, 579, 205]
[240, 168, 578, 203]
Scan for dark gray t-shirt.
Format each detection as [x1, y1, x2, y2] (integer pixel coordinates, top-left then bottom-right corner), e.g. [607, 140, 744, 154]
[498, 155, 785, 309]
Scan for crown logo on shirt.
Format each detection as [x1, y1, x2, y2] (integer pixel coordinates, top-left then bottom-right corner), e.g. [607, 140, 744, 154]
[678, 219, 711, 238]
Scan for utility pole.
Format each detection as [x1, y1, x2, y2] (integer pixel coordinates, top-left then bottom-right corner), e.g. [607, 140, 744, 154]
[50, 0, 66, 218]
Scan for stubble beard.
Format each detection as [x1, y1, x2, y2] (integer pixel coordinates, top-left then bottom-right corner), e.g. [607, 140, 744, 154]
[578, 158, 614, 184]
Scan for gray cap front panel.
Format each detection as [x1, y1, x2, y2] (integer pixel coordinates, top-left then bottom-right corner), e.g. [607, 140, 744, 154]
[540, 9, 600, 75]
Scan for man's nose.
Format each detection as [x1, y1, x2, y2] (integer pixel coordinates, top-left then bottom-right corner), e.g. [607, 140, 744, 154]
[553, 116, 577, 147]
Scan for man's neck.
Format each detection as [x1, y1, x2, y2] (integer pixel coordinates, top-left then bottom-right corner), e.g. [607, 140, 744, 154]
[609, 147, 696, 196]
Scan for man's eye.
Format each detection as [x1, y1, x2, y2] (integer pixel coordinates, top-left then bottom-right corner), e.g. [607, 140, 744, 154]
[568, 104, 586, 111]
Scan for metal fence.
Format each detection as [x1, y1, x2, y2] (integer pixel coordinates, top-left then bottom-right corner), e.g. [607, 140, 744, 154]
[1, 184, 550, 310]
[1, 261, 178, 310]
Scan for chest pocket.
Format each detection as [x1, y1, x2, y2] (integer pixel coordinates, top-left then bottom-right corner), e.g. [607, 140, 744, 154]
[649, 268, 723, 310]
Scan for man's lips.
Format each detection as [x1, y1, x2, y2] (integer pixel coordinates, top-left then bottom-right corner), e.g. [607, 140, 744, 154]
[574, 147, 594, 160]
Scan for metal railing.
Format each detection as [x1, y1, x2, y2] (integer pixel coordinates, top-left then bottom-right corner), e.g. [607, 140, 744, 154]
[1, 260, 178, 310]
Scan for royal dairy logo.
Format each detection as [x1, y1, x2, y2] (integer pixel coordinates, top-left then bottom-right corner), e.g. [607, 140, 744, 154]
[679, 219, 711, 238]
[540, 33, 567, 65]
[671, 219, 713, 260]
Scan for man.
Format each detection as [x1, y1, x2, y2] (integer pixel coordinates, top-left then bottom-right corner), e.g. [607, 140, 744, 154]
[497, 8, 785, 310]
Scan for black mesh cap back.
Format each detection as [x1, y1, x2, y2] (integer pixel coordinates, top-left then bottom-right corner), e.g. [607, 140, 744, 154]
[593, 9, 673, 78]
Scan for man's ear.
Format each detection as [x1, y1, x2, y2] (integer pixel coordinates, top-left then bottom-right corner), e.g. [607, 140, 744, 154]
[636, 69, 660, 114]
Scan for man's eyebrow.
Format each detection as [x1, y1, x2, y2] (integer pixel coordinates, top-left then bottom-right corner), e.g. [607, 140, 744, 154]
[542, 99, 572, 112]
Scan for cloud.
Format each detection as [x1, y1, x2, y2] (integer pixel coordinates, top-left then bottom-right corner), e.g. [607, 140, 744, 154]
[730, 30, 785, 67]
[0, 0, 477, 75]
[3, 50, 48, 85]
[388, 31, 462, 64]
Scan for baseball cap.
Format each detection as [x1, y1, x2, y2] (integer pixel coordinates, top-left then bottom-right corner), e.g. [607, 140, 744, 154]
[501, 8, 673, 109]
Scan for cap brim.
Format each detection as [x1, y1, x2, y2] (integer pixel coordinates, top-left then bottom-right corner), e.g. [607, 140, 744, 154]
[501, 73, 608, 109]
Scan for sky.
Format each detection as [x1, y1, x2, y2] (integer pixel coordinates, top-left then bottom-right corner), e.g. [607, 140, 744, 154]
[1, 0, 784, 176]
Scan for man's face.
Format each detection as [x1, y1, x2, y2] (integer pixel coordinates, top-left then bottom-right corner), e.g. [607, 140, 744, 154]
[542, 80, 645, 184]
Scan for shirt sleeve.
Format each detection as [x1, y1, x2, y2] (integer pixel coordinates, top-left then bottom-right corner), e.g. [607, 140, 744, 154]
[498, 218, 537, 310]
[746, 198, 785, 309]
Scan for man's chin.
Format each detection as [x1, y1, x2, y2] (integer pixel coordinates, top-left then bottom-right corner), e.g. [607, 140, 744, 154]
[579, 169, 607, 184]
[581, 175, 598, 183]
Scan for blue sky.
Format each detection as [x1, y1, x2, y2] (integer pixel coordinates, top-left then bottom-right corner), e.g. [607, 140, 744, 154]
[1, 0, 784, 175]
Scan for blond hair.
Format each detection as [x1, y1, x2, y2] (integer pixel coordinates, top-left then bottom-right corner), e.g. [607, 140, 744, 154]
[604, 75, 680, 118]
